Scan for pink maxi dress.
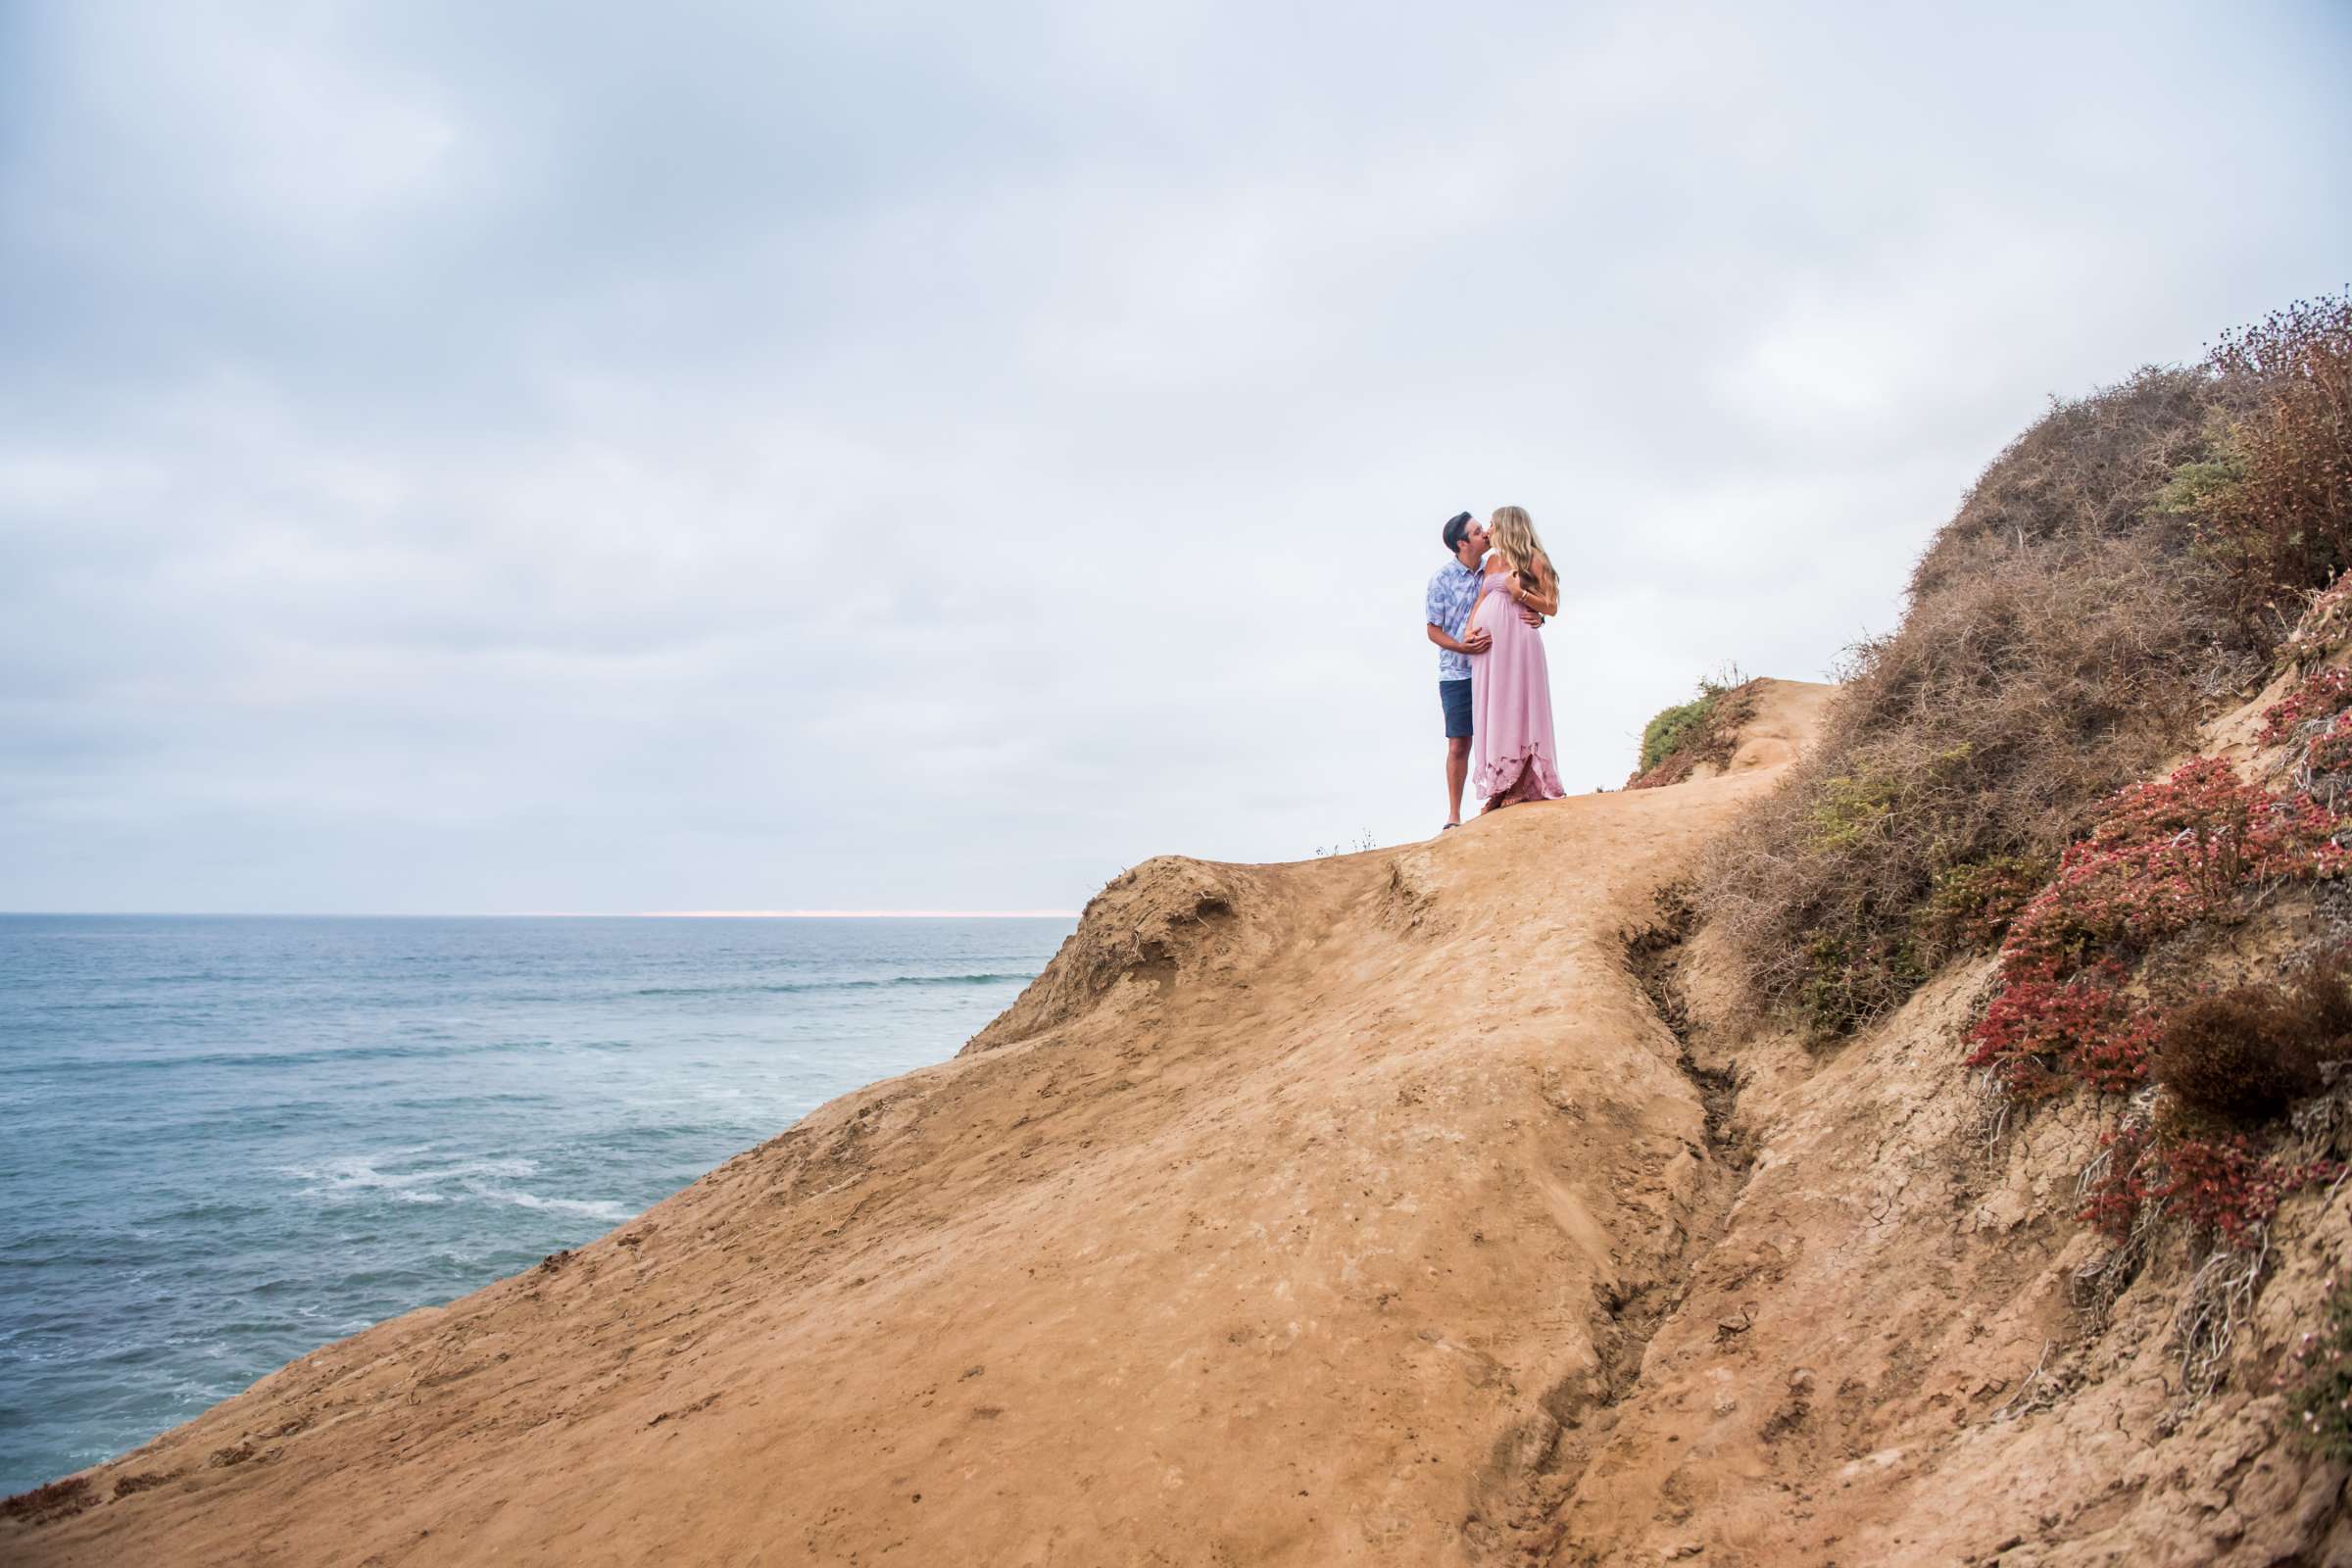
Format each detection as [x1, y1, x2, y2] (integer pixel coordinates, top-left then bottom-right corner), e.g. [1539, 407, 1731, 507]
[1468, 570, 1567, 808]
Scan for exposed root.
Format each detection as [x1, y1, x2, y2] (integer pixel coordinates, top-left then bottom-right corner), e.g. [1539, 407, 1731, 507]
[1972, 1068, 2022, 1152]
[1991, 1338, 2072, 1422]
[2071, 1091, 2164, 1321]
[2287, 1066, 2352, 1162]
[2071, 1195, 2161, 1325]
[2171, 1235, 2271, 1410]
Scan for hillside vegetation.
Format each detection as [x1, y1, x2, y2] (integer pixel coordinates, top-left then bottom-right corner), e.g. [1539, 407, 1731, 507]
[1697, 292, 2352, 1037]
[1673, 290, 2352, 1488]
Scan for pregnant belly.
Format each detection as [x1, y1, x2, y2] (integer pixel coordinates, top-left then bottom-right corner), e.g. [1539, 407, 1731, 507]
[1475, 594, 1529, 635]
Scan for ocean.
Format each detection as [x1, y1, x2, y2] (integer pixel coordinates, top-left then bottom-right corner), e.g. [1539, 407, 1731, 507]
[0, 912, 1071, 1496]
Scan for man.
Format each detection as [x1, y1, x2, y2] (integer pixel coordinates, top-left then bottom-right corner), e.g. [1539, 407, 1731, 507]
[1425, 511, 1541, 830]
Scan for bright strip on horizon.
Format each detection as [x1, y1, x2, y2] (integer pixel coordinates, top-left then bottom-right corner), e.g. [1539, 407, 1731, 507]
[631, 909, 1080, 919]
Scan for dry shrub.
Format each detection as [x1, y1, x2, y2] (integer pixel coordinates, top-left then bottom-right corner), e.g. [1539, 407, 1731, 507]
[2155, 954, 2352, 1122]
[1910, 367, 2221, 598]
[0, 1475, 93, 1527]
[1699, 503, 2235, 1032]
[2194, 292, 2352, 626]
[2278, 573, 2352, 668]
[1695, 305, 2352, 1035]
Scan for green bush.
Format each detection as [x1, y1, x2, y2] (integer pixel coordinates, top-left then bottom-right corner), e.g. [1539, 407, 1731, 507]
[1798, 930, 1923, 1037]
[1640, 693, 1717, 774]
[1915, 853, 2050, 951]
[1807, 768, 1905, 851]
[2154, 436, 2248, 520]
[1635, 666, 1754, 783]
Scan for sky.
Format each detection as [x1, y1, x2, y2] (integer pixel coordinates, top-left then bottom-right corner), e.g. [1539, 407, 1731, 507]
[2, 1, 2348, 915]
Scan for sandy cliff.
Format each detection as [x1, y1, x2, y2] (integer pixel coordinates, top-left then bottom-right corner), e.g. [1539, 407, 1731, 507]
[10, 672, 2348, 1566]
[0, 681, 1818, 1565]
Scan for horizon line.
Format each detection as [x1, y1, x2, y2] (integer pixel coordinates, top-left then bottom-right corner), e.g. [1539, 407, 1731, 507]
[633, 909, 1080, 919]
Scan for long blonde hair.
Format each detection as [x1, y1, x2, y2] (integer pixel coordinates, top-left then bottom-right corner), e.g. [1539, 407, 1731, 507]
[1489, 506, 1552, 587]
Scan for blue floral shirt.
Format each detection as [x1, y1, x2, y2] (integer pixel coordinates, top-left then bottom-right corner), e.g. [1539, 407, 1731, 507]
[1425, 558, 1483, 681]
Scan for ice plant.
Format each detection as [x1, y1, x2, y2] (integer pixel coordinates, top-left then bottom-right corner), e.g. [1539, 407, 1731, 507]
[1970, 758, 2347, 1100]
[1965, 961, 2158, 1095]
[2001, 758, 2344, 972]
[2257, 665, 2352, 747]
[2079, 1119, 2158, 1241]
[2158, 1135, 2338, 1245]
[2079, 1124, 2337, 1249]
[2308, 710, 2352, 779]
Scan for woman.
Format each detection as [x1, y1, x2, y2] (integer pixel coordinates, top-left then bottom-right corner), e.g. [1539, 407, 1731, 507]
[1465, 506, 1566, 810]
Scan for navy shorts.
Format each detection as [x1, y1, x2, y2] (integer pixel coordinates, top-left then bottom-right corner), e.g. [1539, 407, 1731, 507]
[1440, 678, 1473, 739]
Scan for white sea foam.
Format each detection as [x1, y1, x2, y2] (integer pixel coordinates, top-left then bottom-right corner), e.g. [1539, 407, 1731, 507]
[279, 1154, 625, 1222]
[275, 1153, 538, 1200]
[468, 1186, 633, 1223]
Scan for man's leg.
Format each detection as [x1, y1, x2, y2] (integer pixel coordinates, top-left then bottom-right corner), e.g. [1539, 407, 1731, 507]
[1440, 678, 1475, 826]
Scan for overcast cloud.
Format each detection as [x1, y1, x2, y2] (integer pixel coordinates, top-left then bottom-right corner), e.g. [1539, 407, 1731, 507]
[3, 0, 2348, 913]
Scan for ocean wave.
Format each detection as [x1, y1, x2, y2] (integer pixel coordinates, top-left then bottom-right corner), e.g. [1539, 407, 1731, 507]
[631, 971, 1035, 998]
[65, 1034, 651, 1073]
[466, 1186, 633, 1223]
[276, 1153, 537, 1198]
[278, 1156, 630, 1224]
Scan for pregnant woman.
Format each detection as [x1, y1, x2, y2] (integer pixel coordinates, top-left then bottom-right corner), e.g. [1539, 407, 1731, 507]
[1466, 506, 1567, 810]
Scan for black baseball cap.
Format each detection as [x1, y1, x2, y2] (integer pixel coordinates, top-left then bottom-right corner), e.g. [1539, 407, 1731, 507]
[1441, 512, 1475, 551]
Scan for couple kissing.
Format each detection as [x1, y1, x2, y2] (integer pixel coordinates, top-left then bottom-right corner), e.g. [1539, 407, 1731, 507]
[1422, 507, 1565, 830]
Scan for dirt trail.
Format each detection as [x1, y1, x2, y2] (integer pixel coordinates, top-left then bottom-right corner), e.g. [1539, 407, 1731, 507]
[6, 680, 1856, 1566]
